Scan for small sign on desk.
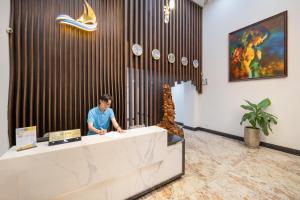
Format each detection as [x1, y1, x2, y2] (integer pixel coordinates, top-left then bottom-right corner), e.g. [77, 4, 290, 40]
[48, 129, 81, 146]
[16, 126, 37, 151]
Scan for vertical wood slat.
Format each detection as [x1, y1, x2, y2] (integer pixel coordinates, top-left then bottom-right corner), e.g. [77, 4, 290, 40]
[185, 1, 189, 82]
[7, 0, 16, 144]
[94, 0, 98, 118]
[118, 0, 121, 127]
[129, 0, 133, 127]
[156, 0, 160, 125]
[121, 0, 126, 128]
[167, 0, 171, 86]
[67, 0, 72, 129]
[64, 1, 69, 130]
[183, 0, 186, 82]
[171, 2, 175, 85]
[175, 0, 179, 83]
[144, 0, 149, 126]
[157, 0, 162, 123]
[191, 3, 195, 87]
[165, 0, 169, 115]
[149, 0, 153, 125]
[195, 5, 198, 91]
[156, 0, 161, 124]
[179, 0, 182, 82]
[53, 0, 57, 131]
[22, 0, 28, 126]
[108, 0, 111, 121]
[195, 4, 197, 86]
[124, 0, 129, 128]
[104, 0, 107, 94]
[111, 0, 115, 128]
[58, 1, 62, 131]
[134, 0, 138, 125]
[34, 0, 39, 127]
[199, 7, 202, 92]
[113, 0, 118, 127]
[74, 1, 77, 128]
[78, 1, 83, 134]
[197, 5, 199, 90]
[189, 2, 192, 82]
[90, 1, 95, 119]
[139, 0, 143, 125]
[151, 1, 155, 125]
[40, 0, 46, 132]
[200, 6, 203, 93]
[29, 0, 34, 126]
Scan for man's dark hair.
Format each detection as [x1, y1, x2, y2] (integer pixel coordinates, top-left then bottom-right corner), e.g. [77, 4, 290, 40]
[99, 94, 112, 103]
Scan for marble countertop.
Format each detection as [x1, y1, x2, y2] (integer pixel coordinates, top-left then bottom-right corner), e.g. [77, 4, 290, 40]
[0, 126, 166, 160]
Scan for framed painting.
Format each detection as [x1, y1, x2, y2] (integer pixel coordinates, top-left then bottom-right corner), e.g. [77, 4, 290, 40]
[229, 11, 287, 81]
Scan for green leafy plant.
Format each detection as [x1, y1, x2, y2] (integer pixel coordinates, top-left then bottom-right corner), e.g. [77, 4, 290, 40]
[240, 98, 278, 136]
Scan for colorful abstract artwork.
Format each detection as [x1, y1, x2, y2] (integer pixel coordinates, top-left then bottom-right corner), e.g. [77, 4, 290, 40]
[229, 11, 287, 81]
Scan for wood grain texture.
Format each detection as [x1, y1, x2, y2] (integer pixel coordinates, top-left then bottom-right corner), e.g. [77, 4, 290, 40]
[125, 0, 202, 127]
[8, 0, 125, 145]
[8, 0, 202, 145]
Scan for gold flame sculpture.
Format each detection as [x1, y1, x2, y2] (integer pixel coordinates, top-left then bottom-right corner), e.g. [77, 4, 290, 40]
[56, 0, 97, 31]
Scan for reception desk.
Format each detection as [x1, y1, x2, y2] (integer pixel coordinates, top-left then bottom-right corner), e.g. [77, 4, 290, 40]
[0, 126, 184, 200]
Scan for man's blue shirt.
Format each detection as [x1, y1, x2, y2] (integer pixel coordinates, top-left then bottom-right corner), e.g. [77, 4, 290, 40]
[87, 107, 115, 135]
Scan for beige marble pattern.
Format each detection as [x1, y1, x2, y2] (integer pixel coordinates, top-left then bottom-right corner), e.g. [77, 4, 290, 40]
[140, 129, 300, 200]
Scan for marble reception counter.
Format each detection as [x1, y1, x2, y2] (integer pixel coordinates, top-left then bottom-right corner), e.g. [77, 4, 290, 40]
[0, 126, 184, 200]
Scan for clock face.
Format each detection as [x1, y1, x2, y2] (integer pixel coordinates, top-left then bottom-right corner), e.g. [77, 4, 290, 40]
[181, 57, 188, 66]
[168, 53, 175, 63]
[193, 59, 199, 68]
[132, 44, 143, 56]
[152, 49, 160, 60]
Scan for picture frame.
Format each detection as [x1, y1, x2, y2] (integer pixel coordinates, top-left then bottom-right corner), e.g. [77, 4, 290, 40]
[229, 11, 288, 82]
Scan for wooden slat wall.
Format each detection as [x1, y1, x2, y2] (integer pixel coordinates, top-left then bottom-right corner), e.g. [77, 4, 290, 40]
[8, 0, 202, 145]
[8, 0, 125, 145]
[125, 0, 202, 127]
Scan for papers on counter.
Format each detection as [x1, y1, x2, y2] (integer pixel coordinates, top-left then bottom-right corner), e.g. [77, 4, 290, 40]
[104, 132, 122, 138]
[104, 131, 128, 138]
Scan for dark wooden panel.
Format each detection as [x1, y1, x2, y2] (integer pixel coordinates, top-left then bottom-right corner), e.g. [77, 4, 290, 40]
[8, 0, 126, 145]
[8, 0, 202, 145]
[125, 0, 202, 127]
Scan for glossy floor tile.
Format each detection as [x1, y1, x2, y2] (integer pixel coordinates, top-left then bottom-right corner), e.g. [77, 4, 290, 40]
[140, 129, 300, 200]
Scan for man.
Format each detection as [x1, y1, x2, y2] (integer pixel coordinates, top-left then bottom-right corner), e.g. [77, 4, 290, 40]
[87, 94, 123, 135]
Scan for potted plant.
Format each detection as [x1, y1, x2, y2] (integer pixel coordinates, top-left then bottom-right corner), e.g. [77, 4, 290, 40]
[240, 98, 278, 148]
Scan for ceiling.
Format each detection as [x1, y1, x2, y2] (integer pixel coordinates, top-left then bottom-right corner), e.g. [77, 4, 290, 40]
[191, 0, 205, 7]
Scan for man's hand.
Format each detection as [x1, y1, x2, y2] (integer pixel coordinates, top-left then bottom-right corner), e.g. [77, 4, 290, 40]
[111, 117, 125, 133]
[97, 129, 107, 135]
[117, 127, 125, 133]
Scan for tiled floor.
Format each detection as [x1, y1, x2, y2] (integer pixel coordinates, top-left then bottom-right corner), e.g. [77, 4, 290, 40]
[140, 129, 300, 200]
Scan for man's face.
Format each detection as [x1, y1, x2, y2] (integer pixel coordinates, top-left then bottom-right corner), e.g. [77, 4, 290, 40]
[100, 100, 111, 110]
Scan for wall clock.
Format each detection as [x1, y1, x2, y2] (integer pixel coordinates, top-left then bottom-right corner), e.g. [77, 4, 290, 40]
[193, 59, 199, 68]
[132, 44, 143, 56]
[152, 49, 160, 60]
[168, 53, 175, 63]
[181, 57, 188, 66]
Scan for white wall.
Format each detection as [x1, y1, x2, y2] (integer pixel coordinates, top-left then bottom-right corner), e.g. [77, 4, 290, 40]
[172, 82, 185, 124]
[172, 81, 201, 127]
[0, 0, 10, 156]
[173, 0, 300, 150]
